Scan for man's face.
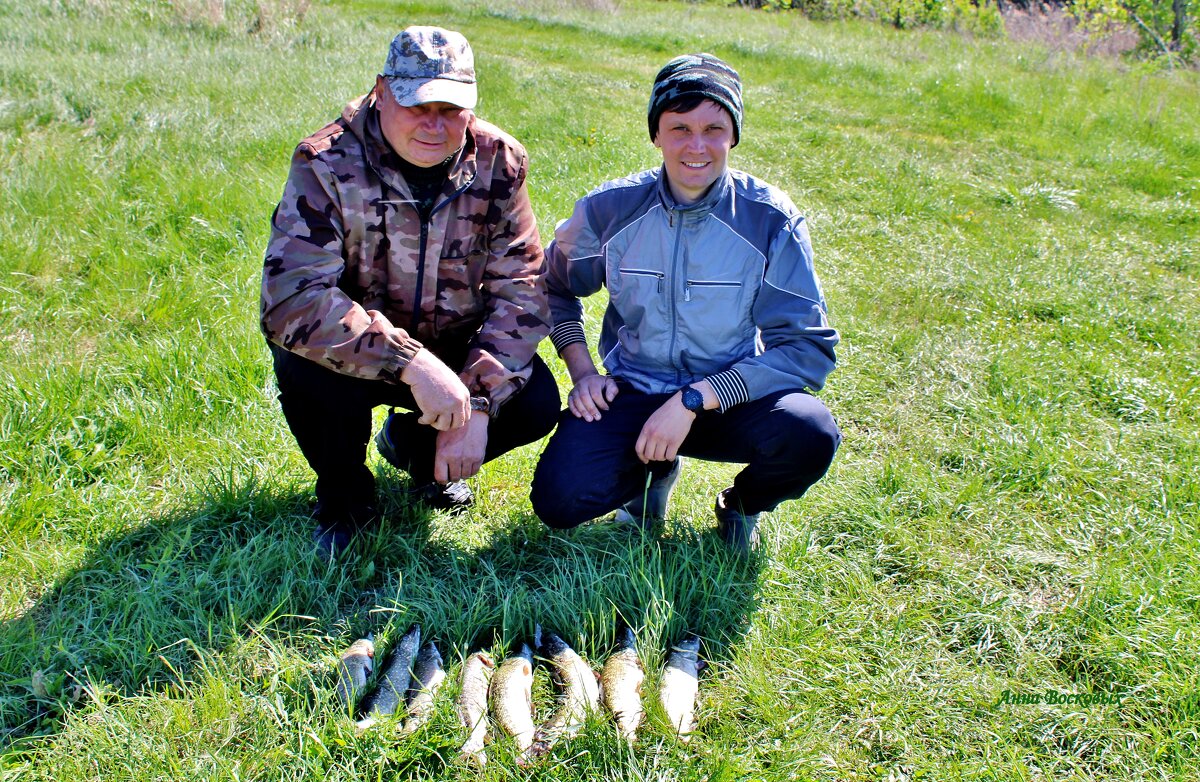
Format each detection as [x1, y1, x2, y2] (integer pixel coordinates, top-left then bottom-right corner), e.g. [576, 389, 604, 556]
[375, 76, 471, 167]
[653, 99, 734, 205]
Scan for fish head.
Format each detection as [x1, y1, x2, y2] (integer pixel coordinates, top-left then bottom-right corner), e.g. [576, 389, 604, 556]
[536, 628, 571, 658]
[615, 624, 637, 651]
[672, 634, 701, 655]
[346, 637, 375, 659]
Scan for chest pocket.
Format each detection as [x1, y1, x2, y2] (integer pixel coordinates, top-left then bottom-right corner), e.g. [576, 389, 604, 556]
[433, 230, 488, 335]
[676, 228, 762, 365]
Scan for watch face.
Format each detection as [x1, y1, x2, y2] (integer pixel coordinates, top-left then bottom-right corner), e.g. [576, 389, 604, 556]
[682, 387, 704, 412]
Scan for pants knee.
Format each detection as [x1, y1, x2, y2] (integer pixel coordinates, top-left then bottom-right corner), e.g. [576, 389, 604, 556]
[529, 446, 614, 530]
[529, 480, 589, 530]
[767, 400, 841, 472]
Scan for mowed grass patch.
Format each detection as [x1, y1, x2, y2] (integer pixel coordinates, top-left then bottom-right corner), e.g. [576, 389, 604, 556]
[2, 0, 1198, 779]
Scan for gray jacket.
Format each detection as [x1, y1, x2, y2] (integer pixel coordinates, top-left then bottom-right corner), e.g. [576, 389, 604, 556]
[546, 167, 837, 410]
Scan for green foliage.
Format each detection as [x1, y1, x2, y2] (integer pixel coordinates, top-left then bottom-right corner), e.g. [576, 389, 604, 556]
[739, 0, 1007, 35]
[1072, 0, 1197, 62]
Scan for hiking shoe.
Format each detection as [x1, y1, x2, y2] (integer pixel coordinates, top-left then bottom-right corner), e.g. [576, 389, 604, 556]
[714, 487, 761, 553]
[313, 521, 356, 561]
[312, 503, 378, 561]
[615, 458, 682, 529]
[374, 413, 405, 470]
[412, 480, 474, 513]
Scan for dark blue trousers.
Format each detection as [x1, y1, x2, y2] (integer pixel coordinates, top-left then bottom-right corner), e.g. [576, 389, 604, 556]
[270, 342, 560, 516]
[530, 381, 841, 529]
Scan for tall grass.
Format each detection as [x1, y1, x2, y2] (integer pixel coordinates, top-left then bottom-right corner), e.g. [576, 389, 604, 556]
[1, 0, 1198, 779]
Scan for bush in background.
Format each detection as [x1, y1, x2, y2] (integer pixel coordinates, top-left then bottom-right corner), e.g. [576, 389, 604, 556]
[733, 0, 1006, 35]
[1071, 0, 1196, 64]
[733, 0, 1196, 62]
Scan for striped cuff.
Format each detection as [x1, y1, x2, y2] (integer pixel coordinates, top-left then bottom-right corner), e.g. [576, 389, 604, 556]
[550, 320, 587, 354]
[706, 369, 749, 412]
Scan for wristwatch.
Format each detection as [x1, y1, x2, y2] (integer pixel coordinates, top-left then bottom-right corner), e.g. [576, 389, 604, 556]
[469, 396, 491, 415]
[679, 384, 706, 415]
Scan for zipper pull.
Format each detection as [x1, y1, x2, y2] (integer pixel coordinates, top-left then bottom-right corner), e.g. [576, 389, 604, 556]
[657, 273, 665, 294]
[684, 281, 692, 302]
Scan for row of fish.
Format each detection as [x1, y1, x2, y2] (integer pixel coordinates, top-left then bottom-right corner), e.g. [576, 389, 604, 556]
[335, 624, 704, 765]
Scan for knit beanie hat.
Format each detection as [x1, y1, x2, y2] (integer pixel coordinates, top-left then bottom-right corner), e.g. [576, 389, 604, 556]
[647, 53, 743, 147]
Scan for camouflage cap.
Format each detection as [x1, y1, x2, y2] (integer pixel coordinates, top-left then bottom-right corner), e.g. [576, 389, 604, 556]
[648, 53, 743, 147]
[381, 26, 477, 109]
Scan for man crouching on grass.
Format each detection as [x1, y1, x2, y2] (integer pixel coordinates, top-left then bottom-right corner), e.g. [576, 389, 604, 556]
[261, 26, 558, 559]
[530, 54, 841, 552]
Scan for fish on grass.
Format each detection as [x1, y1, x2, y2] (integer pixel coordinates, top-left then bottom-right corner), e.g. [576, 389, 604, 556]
[659, 633, 703, 742]
[524, 626, 600, 761]
[335, 635, 374, 712]
[489, 641, 536, 754]
[600, 624, 644, 744]
[399, 641, 446, 735]
[356, 624, 421, 730]
[456, 650, 495, 766]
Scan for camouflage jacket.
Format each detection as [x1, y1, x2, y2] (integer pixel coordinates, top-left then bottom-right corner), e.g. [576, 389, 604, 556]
[260, 93, 549, 411]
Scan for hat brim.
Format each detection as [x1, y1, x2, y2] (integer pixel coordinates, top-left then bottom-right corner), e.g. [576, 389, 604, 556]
[386, 77, 477, 110]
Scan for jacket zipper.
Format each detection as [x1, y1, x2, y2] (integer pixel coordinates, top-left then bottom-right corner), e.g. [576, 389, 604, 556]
[667, 208, 685, 384]
[405, 174, 476, 334]
[619, 267, 665, 293]
[411, 218, 430, 332]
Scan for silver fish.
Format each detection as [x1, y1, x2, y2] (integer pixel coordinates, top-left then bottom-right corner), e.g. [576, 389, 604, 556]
[335, 635, 374, 712]
[357, 624, 421, 729]
[489, 642, 536, 753]
[400, 641, 446, 735]
[659, 633, 702, 742]
[600, 625, 644, 744]
[456, 650, 495, 766]
[526, 626, 599, 760]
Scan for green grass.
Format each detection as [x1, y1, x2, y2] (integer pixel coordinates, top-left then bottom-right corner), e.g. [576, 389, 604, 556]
[1, 0, 1198, 779]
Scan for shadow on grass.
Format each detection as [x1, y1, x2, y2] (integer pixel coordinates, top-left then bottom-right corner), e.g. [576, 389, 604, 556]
[0, 467, 763, 771]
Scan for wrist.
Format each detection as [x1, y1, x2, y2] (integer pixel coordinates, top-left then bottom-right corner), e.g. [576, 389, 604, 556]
[400, 347, 432, 384]
[679, 384, 708, 416]
[571, 369, 602, 385]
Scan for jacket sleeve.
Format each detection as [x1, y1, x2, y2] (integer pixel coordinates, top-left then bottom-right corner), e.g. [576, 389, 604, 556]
[260, 143, 422, 382]
[458, 151, 551, 410]
[706, 215, 838, 409]
[544, 194, 607, 354]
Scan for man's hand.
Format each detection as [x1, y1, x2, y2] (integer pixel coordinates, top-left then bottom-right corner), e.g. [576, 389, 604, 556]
[401, 348, 471, 431]
[434, 412, 489, 483]
[635, 393, 695, 464]
[568, 373, 619, 422]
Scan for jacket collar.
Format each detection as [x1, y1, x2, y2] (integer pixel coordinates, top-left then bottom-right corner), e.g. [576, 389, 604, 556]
[343, 92, 478, 202]
[656, 166, 731, 223]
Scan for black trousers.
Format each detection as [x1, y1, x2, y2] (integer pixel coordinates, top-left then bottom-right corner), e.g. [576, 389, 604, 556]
[270, 342, 560, 514]
[530, 381, 840, 529]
